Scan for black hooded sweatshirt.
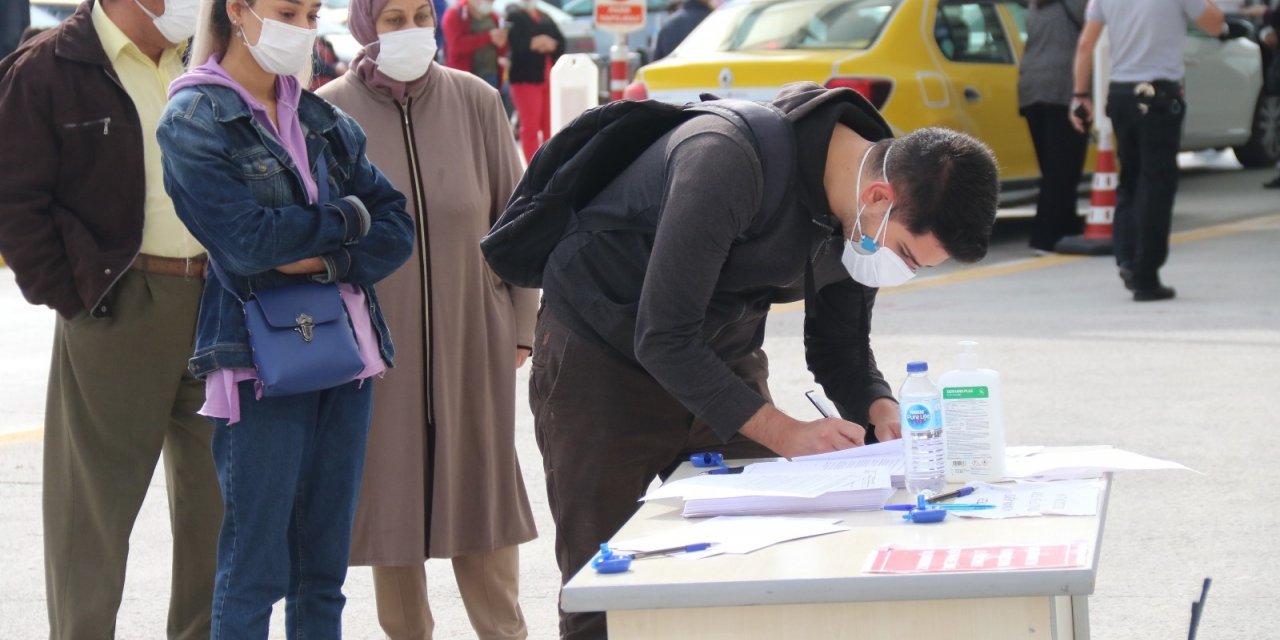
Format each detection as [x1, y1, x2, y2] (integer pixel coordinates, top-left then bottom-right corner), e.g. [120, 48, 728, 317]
[540, 82, 897, 440]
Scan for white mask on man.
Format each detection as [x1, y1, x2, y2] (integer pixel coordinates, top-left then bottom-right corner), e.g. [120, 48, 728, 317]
[376, 27, 437, 82]
[840, 141, 917, 288]
[133, 0, 200, 44]
[240, 5, 317, 77]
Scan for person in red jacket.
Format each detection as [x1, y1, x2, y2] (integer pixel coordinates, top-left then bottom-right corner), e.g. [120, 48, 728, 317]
[442, 0, 508, 90]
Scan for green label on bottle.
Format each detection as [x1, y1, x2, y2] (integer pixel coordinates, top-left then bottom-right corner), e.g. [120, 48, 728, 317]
[943, 386, 989, 399]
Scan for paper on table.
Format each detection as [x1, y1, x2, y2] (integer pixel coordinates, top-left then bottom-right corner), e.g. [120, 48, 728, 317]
[788, 440, 906, 488]
[610, 516, 849, 559]
[793, 438, 903, 462]
[947, 479, 1104, 519]
[641, 468, 873, 502]
[744, 456, 903, 477]
[678, 467, 894, 518]
[1005, 446, 1196, 480]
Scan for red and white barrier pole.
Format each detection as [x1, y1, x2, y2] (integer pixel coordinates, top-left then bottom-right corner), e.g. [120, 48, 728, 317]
[1056, 27, 1114, 255]
[609, 36, 629, 102]
[1083, 133, 1116, 239]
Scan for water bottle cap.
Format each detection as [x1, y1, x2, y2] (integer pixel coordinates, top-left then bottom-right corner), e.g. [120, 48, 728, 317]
[906, 361, 928, 373]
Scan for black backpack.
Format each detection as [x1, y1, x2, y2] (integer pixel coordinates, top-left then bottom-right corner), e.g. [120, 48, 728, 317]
[481, 96, 797, 288]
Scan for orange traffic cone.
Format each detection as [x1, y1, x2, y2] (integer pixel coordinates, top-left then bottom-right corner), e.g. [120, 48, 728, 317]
[1056, 130, 1116, 255]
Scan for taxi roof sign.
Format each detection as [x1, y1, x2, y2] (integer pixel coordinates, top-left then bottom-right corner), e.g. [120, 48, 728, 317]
[594, 0, 647, 35]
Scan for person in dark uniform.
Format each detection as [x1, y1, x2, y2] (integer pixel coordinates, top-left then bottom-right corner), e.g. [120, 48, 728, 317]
[652, 0, 712, 60]
[1070, 0, 1225, 302]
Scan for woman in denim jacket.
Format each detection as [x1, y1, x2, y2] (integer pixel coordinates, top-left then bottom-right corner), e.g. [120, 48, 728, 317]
[157, 0, 413, 636]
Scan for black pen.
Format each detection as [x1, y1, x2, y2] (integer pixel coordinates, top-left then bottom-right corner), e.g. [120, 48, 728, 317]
[806, 390, 876, 435]
[701, 465, 745, 475]
[805, 390, 836, 418]
[926, 486, 976, 503]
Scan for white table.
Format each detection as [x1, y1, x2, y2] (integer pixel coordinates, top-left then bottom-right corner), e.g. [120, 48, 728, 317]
[561, 468, 1110, 640]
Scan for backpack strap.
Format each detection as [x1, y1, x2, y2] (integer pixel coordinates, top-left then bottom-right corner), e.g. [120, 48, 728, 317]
[691, 99, 797, 225]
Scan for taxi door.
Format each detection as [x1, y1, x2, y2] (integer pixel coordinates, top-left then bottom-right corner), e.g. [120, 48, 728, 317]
[929, 0, 1038, 183]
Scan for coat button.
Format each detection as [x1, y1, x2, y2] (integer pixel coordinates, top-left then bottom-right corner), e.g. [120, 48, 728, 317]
[99, 305, 108, 314]
[104, 268, 112, 275]
[257, 162, 267, 173]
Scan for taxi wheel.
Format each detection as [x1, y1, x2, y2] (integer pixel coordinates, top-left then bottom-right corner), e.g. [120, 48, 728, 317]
[1234, 92, 1280, 168]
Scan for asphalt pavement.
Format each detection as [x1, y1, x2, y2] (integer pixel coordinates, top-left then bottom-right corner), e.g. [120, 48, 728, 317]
[2, 152, 1278, 639]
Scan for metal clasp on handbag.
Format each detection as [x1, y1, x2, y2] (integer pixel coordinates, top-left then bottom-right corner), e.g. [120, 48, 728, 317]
[294, 313, 316, 342]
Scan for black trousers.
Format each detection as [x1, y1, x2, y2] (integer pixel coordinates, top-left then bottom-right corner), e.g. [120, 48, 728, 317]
[530, 307, 777, 640]
[1106, 88, 1185, 289]
[1022, 103, 1089, 251]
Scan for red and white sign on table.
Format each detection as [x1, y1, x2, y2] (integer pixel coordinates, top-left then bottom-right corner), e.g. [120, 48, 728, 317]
[594, 0, 646, 34]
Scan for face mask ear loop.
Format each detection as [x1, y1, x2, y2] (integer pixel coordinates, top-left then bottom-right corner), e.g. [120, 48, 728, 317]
[851, 141, 878, 243]
[871, 141, 894, 247]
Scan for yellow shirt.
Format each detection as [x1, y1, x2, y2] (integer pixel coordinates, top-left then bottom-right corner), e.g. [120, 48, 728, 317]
[92, 2, 203, 258]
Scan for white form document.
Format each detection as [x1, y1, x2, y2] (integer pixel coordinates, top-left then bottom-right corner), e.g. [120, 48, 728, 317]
[947, 478, 1105, 519]
[1005, 445, 1196, 480]
[610, 516, 849, 559]
[641, 468, 877, 502]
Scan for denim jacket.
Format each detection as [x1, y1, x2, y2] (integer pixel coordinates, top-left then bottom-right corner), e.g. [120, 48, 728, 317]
[158, 84, 414, 378]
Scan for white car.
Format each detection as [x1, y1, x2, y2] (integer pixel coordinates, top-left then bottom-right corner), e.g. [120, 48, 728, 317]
[1182, 24, 1277, 166]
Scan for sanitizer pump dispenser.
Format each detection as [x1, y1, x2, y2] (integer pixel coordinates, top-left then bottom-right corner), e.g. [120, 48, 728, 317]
[938, 341, 1006, 481]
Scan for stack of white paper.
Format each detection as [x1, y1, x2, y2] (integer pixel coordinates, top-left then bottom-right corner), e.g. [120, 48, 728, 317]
[793, 439, 907, 488]
[643, 464, 896, 518]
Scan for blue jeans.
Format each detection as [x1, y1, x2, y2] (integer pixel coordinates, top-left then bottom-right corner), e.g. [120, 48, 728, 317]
[209, 379, 374, 639]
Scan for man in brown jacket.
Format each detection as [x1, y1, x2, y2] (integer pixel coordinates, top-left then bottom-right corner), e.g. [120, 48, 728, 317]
[0, 1, 221, 637]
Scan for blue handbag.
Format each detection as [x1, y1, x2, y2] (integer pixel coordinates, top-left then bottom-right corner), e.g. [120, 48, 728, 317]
[241, 282, 365, 397]
[208, 158, 365, 397]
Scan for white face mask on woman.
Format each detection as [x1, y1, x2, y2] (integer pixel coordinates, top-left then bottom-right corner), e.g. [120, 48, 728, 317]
[840, 141, 917, 288]
[239, 5, 317, 77]
[376, 27, 437, 82]
[134, 0, 200, 44]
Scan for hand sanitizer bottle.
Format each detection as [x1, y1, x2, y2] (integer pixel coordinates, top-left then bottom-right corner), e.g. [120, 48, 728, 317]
[938, 341, 1006, 481]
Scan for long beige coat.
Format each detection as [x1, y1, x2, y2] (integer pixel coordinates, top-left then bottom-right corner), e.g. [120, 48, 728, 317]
[318, 65, 538, 563]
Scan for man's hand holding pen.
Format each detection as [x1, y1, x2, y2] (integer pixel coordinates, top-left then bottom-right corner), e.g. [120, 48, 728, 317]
[739, 404, 865, 459]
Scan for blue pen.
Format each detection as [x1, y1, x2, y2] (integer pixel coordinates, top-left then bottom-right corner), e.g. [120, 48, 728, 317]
[626, 543, 713, 559]
[883, 503, 996, 511]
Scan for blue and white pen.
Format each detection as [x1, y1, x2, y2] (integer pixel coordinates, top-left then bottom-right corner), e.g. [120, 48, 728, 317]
[883, 503, 995, 512]
[626, 543, 713, 559]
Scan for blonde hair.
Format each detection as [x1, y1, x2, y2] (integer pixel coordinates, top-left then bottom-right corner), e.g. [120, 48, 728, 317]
[188, 0, 314, 88]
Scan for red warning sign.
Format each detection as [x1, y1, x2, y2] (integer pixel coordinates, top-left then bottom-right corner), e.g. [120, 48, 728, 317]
[594, 0, 647, 33]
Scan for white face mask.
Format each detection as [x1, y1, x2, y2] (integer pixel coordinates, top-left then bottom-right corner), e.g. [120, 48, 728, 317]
[840, 142, 917, 288]
[376, 27, 437, 82]
[134, 0, 200, 44]
[239, 5, 317, 77]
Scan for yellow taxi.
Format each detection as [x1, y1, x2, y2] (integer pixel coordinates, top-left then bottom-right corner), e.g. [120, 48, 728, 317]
[624, 0, 1043, 184]
[626, 0, 1274, 189]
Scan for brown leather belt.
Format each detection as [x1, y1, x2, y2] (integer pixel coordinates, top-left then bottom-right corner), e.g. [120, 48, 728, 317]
[130, 253, 207, 279]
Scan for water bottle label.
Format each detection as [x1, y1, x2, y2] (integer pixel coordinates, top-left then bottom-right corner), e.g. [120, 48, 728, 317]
[903, 400, 939, 431]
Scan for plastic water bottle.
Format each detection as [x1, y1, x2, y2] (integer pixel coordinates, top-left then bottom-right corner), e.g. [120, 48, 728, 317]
[900, 361, 946, 497]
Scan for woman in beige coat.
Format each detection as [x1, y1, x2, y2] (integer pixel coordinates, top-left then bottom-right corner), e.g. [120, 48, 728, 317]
[317, 0, 538, 637]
